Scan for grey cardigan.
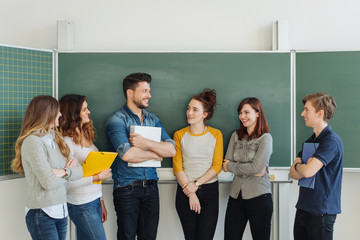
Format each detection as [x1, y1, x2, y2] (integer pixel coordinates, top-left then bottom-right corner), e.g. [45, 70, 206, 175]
[22, 134, 83, 209]
[226, 132, 273, 199]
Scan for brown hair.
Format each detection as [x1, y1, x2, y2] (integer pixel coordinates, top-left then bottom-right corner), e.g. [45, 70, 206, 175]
[11, 95, 70, 174]
[58, 94, 96, 146]
[123, 73, 152, 98]
[191, 88, 217, 121]
[302, 92, 336, 122]
[236, 97, 269, 140]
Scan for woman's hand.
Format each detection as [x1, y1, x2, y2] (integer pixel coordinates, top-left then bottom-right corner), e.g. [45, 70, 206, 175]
[51, 168, 66, 178]
[189, 193, 201, 214]
[94, 169, 112, 182]
[100, 199, 108, 223]
[182, 182, 198, 197]
[223, 159, 230, 172]
[65, 158, 77, 168]
[253, 165, 267, 177]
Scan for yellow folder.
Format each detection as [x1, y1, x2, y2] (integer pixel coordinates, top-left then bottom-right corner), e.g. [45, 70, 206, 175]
[82, 151, 117, 184]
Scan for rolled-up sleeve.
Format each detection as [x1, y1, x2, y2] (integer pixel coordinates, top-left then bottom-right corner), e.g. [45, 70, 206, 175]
[106, 115, 131, 158]
[155, 117, 175, 148]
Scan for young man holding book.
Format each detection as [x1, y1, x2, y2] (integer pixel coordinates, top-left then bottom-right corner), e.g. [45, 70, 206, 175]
[289, 92, 343, 240]
[106, 73, 176, 240]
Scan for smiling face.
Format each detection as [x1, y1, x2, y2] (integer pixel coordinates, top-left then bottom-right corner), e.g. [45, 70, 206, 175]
[80, 100, 91, 125]
[128, 81, 151, 109]
[301, 100, 323, 128]
[187, 99, 208, 125]
[239, 103, 259, 134]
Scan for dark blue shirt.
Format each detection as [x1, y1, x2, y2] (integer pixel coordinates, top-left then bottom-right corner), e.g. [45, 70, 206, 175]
[296, 125, 343, 214]
[106, 104, 175, 189]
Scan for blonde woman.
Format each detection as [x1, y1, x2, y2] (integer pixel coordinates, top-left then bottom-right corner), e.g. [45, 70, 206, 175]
[11, 95, 82, 240]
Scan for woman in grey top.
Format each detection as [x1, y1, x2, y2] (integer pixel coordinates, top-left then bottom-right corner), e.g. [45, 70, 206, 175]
[223, 97, 273, 240]
[11, 95, 82, 240]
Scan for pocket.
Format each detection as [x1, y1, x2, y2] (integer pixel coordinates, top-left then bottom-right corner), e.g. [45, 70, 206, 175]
[322, 214, 337, 232]
[114, 185, 133, 196]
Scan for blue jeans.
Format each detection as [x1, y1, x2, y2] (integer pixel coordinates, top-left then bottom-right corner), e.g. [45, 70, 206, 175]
[294, 209, 337, 240]
[224, 193, 273, 240]
[68, 198, 106, 240]
[26, 209, 67, 240]
[175, 181, 219, 240]
[113, 181, 159, 240]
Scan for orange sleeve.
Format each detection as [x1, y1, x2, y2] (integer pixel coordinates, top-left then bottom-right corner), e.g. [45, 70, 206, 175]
[172, 130, 184, 175]
[210, 129, 224, 174]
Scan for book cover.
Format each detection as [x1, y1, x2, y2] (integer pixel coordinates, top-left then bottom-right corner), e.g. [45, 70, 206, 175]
[298, 142, 319, 189]
[128, 125, 162, 167]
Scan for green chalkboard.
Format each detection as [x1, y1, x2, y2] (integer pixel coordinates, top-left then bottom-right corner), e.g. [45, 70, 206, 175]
[58, 52, 291, 167]
[296, 51, 360, 168]
[0, 45, 53, 177]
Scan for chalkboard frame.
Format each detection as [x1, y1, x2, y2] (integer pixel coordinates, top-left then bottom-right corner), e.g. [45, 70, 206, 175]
[0, 44, 54, 180]
[296, 50, 360, 169]
[57, 51, 293, 168]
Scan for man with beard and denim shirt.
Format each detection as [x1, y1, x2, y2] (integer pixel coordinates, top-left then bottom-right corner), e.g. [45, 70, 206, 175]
[106, 73, 176, 240]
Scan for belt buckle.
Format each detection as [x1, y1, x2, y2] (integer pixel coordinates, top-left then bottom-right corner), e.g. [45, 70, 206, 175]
[142, 180, 146, 187]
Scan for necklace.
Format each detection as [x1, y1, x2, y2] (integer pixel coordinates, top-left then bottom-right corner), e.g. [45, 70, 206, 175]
[190, 125, 207, 134]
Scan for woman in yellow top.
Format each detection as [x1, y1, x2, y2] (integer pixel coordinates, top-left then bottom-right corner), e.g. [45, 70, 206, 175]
[173, 88, 223, 240]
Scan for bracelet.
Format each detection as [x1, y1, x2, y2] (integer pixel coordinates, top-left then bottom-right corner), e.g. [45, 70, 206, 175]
[294, 163, 300, 171]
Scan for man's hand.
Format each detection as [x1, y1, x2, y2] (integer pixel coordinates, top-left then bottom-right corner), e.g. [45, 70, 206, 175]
[129, 133, 149, 149]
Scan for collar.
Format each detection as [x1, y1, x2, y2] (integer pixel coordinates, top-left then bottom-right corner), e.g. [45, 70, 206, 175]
[35, 129, 56, 149]
[123, 104, 149, 118]
[312, 125, 332, 141]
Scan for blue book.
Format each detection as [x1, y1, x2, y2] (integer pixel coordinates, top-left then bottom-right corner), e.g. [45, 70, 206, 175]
[298, 142, 319, 189]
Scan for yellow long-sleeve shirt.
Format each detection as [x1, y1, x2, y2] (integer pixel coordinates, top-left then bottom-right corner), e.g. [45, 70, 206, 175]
[172, 126, 223, 183]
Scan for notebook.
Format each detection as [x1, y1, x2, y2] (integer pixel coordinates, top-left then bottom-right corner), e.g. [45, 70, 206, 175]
[298, 142, 319, 189]
[128, 125, 162, 167]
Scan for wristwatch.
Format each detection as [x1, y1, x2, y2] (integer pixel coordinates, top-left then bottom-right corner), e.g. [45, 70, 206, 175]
[194, 180, 201, 187]
[63, 168, 71, 179]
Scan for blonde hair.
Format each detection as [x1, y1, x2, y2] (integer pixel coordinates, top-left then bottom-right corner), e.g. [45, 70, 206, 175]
[302, 92, 337, 122]
[11, 95, 70, 174]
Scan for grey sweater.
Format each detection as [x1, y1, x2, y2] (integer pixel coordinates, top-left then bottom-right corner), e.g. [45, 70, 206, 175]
[226, 132, 273, 199]
[22, 134, 83, 209]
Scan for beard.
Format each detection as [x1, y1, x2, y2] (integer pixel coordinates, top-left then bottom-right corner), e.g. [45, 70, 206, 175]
[134, 98, 149, 109]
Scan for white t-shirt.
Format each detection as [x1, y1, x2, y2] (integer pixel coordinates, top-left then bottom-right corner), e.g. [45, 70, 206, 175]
[65, 137, 102, 205]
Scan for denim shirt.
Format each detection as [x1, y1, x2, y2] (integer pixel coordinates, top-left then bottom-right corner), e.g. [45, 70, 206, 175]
[106, 104, 175, 189]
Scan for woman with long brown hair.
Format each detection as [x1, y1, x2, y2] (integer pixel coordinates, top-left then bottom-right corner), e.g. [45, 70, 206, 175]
[59, 94, 111, 240]
[11, 95, 82, 240]
[223, 97, 273, 240]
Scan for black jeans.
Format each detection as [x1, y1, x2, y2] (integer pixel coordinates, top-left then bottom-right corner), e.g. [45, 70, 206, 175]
[294, 209, 337, 240]
[113, 181, 159, 240]
[224, 193, 273, 240]
[175, 181, 219, 240]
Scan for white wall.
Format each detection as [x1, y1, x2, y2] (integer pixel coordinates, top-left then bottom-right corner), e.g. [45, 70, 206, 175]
[1, 0, 360, 51]
[1, 0, 360, 239]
